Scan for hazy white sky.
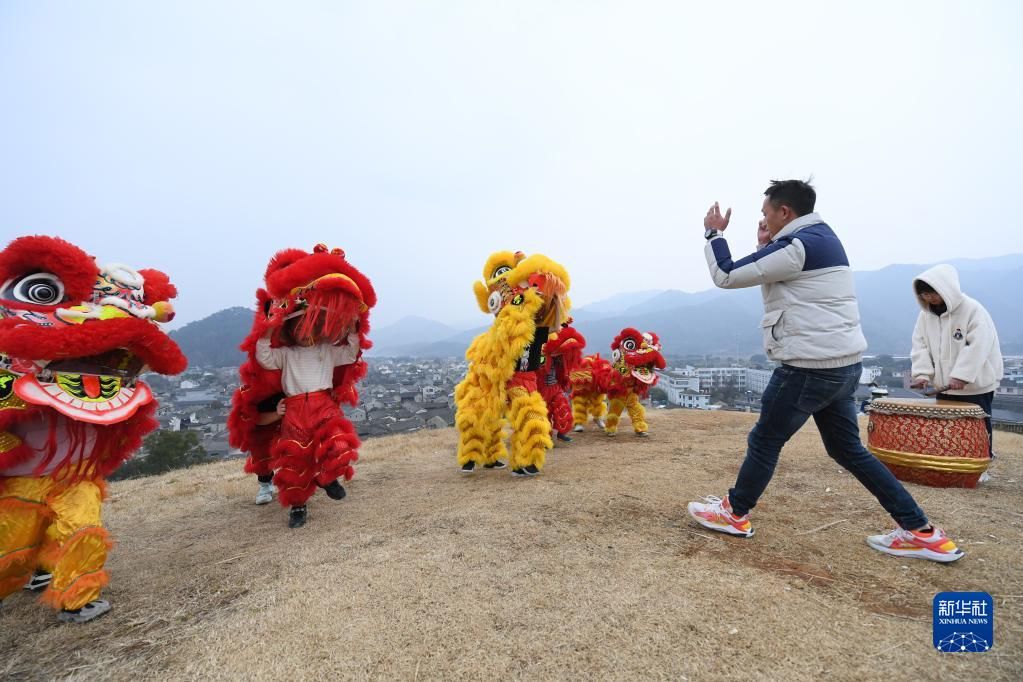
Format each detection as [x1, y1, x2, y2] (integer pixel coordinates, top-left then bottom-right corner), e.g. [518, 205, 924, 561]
[2, 1, 1021, 329]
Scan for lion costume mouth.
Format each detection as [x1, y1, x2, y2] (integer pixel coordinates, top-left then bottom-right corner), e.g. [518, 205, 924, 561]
[11, 349, 154, 424]
[630, 364, 658, 385]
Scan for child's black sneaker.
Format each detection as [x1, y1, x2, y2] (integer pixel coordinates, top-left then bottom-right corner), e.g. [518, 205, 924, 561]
[322, 480, 347, 500]
[556, 433, 573, 443]
[288, 505, 308, 528]
[523, 465, 540, 476]
[460, 461, 476, 474]
[483, 460, 507, 469]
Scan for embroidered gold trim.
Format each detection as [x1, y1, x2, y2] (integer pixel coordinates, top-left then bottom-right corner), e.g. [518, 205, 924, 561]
[869, 446, 991, 473]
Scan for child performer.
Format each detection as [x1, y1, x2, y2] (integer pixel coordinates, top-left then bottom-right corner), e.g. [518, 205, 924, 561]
[256, 315, 359, 528]
[230, 244, 376, 528]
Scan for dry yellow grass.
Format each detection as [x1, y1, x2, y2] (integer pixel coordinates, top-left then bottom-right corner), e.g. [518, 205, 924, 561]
[1, 410, 1020, 681]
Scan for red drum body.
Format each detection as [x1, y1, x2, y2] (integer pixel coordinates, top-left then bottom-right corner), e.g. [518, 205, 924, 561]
[866, 398, 990, 489]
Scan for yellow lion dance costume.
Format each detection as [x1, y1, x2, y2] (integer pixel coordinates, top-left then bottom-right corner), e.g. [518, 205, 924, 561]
[455, 251, 570, 477]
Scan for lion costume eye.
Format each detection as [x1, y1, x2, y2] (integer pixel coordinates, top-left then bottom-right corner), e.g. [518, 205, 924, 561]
[487, 291, 502, 314]
[1, 272, 66, 305]
[492, 265, 511, 279]
[623, 338, 637, 351]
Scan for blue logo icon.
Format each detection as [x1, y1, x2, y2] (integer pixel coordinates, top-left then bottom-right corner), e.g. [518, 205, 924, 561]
[933, 592, 993, 652]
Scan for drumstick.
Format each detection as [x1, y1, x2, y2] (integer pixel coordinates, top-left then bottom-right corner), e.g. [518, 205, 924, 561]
[923, 385, 950, 397]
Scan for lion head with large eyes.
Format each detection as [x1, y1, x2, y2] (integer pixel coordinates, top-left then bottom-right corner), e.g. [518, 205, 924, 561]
[0, 235, 186, 426]
[610, 327, 666, 387]
[472, 250, 571, 330]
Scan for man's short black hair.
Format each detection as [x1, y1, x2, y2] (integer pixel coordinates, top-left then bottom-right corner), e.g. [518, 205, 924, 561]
[764, 179, 816, 217]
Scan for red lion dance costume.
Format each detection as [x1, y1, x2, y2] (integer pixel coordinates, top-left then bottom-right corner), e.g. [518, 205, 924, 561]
[571, 328, 666, 437]
[536, 321, 586, 442]
[0, 236, 185, 623]
[228, 244, 375, 528]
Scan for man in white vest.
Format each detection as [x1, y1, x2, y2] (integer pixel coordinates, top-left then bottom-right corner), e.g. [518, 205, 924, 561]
[686, 180, 964, 563]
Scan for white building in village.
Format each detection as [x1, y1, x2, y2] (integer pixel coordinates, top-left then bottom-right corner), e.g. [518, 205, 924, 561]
[658, 369, 701, 404]
[860, 366, 883, 385]
[657, 369, 711, 409]
[676, 390, 711, 409]
[660, 366, 777, 405]
[695, 367, 747, 391]
[745, 368, 774, 395]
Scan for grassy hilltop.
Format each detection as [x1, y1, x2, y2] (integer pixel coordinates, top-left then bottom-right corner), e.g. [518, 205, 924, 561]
[2, 411, 1020, 681]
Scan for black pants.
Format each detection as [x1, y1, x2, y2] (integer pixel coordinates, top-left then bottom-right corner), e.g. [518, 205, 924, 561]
[937, 391, 994, 457]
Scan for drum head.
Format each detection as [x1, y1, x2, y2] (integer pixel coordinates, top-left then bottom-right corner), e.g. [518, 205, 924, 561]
[867, 397, 987, 419]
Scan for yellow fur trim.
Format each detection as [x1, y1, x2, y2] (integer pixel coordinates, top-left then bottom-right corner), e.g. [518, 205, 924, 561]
[572, 392, 607, 426]
[606, 397, 626, 434]
[626, 392, 648, 433]
[508, 387, 551, 469]
[481, 251, 519, 282]
[505, 254, 571, 291]
[572, 395, 587, 426]
[472, 280, 490, 313]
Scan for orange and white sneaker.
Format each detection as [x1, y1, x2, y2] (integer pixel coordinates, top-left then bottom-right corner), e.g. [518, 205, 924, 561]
[687, 495, 754, 538]
[866, 527, 964, 563]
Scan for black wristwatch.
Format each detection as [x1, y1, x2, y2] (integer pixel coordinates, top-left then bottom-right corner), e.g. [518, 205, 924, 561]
[704, 228, 723, 240]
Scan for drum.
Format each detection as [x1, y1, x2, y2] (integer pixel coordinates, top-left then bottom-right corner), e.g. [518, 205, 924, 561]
[866, 398, 990, 488]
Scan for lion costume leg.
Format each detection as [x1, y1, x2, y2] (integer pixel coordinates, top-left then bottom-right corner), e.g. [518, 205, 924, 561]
[313, 418, 359, 488]
[549, 391, 574, 435]
[0, 477, 52, 600]
[38, 479, 111, 612]
[456, 370, 486, 466]
[572, 394, 590, 429]
[541, 384, 573, 435]
[482, 414, 507, 466]
[605, 397, 627, 435]
[589, 395, 608, 424]
[243, 441, 275, 480]
[572, 393, 606, 430]
[273, 392, 358, 508]
[508, 386, 552, 471]
[625, 392, 649, 433]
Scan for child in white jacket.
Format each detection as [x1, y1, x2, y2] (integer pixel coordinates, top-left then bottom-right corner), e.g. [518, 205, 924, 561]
[909, 264, 1003, 456]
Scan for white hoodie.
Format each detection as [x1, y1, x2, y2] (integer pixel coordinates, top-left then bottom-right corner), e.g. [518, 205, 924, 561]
[910, 264, 1003, 395]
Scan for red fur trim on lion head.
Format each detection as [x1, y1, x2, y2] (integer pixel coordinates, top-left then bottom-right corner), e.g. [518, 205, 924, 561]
[611, 327, 643, 352]
[0, 316, 187, 375]
[264, 248, 377, 309]
[0, 235, 97, 307]
[137, 268, 178, 304]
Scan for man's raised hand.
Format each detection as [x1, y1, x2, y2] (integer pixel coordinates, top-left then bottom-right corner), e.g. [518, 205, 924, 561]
[757, 218, 771, 247]
[704, 202, 732, 231]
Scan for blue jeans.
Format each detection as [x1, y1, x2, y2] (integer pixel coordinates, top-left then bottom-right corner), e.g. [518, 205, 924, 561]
[728, 363, 929, 530]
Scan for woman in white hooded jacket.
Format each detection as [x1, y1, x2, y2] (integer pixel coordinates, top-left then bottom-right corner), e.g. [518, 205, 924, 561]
[909, 264, 1003, 455]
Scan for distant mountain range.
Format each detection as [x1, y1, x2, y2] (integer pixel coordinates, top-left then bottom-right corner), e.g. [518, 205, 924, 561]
[170, 307, 253, 368]
[170, 254, 1023, 366]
